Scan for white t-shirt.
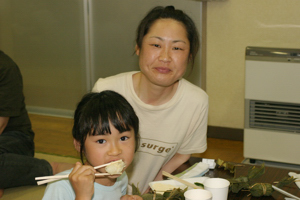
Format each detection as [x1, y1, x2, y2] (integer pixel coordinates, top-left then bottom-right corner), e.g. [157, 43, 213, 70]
[92, 71, 208, 193]
[42, 169, 128, 200]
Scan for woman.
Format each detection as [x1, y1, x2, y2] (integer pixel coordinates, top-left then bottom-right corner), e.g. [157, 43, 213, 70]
[92, 5, 208, 194]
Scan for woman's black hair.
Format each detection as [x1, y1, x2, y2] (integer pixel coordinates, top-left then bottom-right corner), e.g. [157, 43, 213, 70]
[72, 90, 139, 164]
[135, 5, 200, 67]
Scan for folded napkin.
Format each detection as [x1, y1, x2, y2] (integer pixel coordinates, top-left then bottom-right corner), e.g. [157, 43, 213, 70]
[289, 172, 300, 189]
[202, 158, 216, 169]
[175, 162, 209, 179]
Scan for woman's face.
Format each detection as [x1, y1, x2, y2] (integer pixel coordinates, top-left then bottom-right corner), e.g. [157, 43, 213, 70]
[136, 18, 190, 87]
[79, 123, 136, 178]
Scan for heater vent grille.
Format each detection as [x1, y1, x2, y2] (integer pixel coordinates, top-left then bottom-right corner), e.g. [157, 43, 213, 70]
[249, 100, 300, 133]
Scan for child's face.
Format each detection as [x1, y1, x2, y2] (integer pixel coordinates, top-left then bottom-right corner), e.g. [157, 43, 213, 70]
[83, 122, 135, 177]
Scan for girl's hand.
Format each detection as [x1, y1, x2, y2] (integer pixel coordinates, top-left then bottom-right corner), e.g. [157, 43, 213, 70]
[120, 195, 143, 200]
[69, 162, 96, 200]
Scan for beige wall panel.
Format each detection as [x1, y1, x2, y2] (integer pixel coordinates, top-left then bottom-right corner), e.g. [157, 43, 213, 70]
[206, 0, 300, 129]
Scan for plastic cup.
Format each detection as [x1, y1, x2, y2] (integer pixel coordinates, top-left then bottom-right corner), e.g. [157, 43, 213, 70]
[203, 178, 230, 200]
[184, 189, 212, 200]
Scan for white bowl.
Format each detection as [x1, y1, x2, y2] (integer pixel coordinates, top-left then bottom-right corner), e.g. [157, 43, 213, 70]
[149, 177, 209, 194]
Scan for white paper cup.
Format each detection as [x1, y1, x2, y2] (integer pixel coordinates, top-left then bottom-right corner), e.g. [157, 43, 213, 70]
[203, 178, 230, 200]
[184, 189, 212, 200]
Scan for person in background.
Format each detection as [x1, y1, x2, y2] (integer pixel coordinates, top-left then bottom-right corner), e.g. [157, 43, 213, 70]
[42, 91, 142, 200]
[0, 50, 73, 198]
[92, 5, 209, 193]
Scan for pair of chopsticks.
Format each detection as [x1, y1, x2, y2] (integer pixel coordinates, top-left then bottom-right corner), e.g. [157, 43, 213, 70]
[162, 171, 203, 189]
[35, 160, 122, 185]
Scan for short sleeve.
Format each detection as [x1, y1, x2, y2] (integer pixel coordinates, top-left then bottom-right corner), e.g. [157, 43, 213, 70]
[0, 53, 24, 117]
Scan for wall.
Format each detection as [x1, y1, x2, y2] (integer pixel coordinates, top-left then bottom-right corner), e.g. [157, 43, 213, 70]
[0, 0, 202, 117]
[205, 0, 300, 130]
[0, 0, 87, 117]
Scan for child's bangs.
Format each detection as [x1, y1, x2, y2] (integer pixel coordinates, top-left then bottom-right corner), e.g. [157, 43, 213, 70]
[109, 110, 133, 133]
[89, 109, 132, 136]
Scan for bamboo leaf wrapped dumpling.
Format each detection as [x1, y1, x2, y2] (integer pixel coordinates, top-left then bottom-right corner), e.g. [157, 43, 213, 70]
[249, 183, 273, 197]
[105, 160, 126, 175]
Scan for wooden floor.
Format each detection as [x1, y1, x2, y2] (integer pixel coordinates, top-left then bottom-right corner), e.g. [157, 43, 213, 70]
[30, 114, 245, 163]
[30, 114, 78, 158]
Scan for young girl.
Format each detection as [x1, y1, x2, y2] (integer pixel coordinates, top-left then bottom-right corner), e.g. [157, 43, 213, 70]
[42, 91, 142, 200]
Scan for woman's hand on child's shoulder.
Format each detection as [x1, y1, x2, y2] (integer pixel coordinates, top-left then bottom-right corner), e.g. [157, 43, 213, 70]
[69, 162, 96, 200]
[121, 195, 143, 200]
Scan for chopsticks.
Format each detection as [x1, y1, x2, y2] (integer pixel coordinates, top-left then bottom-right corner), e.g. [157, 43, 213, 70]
[272, 185, 300, 200]
[36, 173, 112, 185]
[162, 171, 203, 189]
[36, 160, 122, 185]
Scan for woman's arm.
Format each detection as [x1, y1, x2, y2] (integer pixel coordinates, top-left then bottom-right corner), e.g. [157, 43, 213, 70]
[153, 153, 191, 182]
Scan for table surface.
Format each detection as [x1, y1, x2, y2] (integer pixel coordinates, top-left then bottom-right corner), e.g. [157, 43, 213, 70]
[173, 157, 300, 200]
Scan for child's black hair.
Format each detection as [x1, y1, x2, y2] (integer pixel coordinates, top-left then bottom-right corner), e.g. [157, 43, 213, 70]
[72, 90, 139, 164]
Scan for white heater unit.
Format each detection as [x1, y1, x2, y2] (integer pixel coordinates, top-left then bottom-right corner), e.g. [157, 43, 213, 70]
[244, 46, 300, 165]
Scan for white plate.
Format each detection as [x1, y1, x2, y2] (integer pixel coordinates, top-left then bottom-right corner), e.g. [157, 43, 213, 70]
[149, 177, 210, 194]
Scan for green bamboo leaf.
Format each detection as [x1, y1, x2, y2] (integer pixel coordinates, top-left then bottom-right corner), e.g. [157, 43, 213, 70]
[248, 163, 265, 180]
[164, 188, 187, 200]
[226, 162, 236, 173]
[194, 182, 204, 188]
[141, 193, 164, 200]
[216, 158, 236, 173]
[230, 182, 250, 193]
[229, 176, 248, 183]
[131, 183, 142, 196]
[275, 176, 296, 188]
